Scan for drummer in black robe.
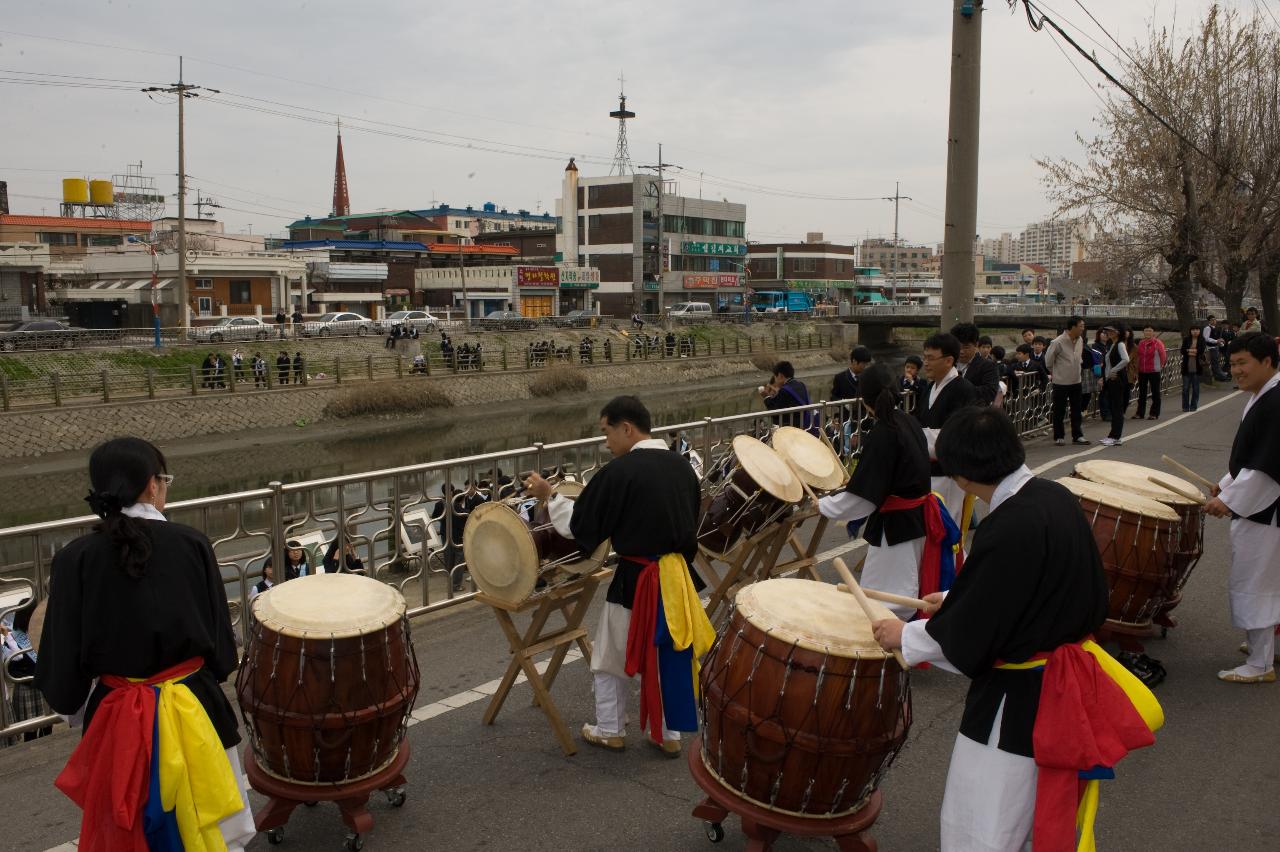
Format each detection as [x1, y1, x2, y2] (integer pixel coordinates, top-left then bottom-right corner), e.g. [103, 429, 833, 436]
[34, 437, 255, 850]
[872, 407, 1157, 851]
[818, 363, 933, 619]
[524, 396, 705, 757]
[915, 332, 979, 526]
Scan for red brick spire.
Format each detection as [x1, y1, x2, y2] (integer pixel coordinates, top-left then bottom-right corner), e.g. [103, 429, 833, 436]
[331, 119, 350, 217]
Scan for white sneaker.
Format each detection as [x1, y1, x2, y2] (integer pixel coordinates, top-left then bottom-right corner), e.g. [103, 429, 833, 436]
[1099, 437, 1117, 446]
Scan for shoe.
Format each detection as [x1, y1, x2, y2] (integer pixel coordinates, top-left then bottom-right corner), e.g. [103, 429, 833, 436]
[648, 738, 682, 759]
[1132, 414, 1145, 420]
[580, 723, 626, 751]
[1072, 438, 1090, 445]
[1099, 437, 1116, 446]
[1148, 415, 1158, 420]
[1217, 669, 1276, 684]
[1055, 439, 1065, 446]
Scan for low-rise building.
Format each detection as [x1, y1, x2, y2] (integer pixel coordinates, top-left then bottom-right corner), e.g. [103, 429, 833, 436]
[0, 242, 51, 320]
[0, 214, 149, 257]
[746, 236, 857, 303]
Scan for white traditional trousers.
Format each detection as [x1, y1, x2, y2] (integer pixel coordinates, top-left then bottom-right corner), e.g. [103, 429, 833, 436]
[590, 602, 678, 741]
[939, 701, 1036, 852]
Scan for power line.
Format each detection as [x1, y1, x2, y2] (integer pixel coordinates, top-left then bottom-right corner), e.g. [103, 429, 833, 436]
[0, 67, 161, 85]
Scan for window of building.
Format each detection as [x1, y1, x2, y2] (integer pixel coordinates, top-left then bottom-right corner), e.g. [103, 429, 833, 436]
[195, 278, 213, 290]
[36, 232, 78, 246]
[84, 235, 123, 247]
[793, 257, 817, 273]
[588, 186, 601, 205]
[229, 280, 252, 304]
[588, 215, 603, 229]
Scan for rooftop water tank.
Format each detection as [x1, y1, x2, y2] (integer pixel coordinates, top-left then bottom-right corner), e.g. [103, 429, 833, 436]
[89, 179, 115, 206]
[63, 178, 90, 205]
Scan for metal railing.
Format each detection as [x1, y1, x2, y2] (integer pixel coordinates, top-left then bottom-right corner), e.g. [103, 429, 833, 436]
[0, 353, 1190, 741]
[0, 331, 832, 411]
[849, 303, 1209, 324]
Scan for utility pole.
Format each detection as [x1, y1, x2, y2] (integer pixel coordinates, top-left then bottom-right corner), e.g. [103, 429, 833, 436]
[143, 57, 217, 329]
[940, 0, 982, 326]
[640, 145, 678, 316]
[882, 181, 912, 303]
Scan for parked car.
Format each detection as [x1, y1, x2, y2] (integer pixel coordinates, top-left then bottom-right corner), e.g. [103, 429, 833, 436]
[668, 302, 712, 319]
[301, 312, 375, 337]
[0, 320, 87, 351]
[552, 309, 597, 328]
[378, 310, 440, 334]
[187, 316, 273, 343]
[481, 310, 537, 330]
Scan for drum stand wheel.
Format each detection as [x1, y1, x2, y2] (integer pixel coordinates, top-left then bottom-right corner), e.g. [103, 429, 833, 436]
[244, 741, 411, 850]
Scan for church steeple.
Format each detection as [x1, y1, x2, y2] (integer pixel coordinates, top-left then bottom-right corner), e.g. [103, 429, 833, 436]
[331, 118, 350, 217]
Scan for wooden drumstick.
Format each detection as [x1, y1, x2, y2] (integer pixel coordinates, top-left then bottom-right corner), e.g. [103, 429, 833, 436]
[1147, 475, 1206, 505]
[1161, 454, 1217, 491]
[861, 587, 933, 612]
[832, 557, 908, 669]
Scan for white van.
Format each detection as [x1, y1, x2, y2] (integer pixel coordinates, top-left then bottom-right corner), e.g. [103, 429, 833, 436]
[668, 302, 712, 318]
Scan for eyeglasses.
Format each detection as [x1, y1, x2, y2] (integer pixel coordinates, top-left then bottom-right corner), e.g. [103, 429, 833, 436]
[157, 474, 174, 486]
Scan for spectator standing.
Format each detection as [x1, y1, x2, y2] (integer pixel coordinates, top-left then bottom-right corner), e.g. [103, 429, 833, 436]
[900, 354, 927, 415]
[275, 351, 291, 385]
[273, 538, 311, 580]
[1030, 336, 1048, 366]
[275, 307, 287, 339]
[1241, 307, 1263, 333]
[1099, 325, 1131, 446]
[247, 559, 274, 605]
[385, 324, 400, 350]
[831, 346, 872, 401]
[1203, 315, 1230, 382]
[760, 360, 817, 433]
[252, 352, 267, 388]
[231, 348, 245, 384]
[1043, 316, 1089, 446]
[322, 539, 365, 574]
[1021, 328, 1036, 347]
[201, 352, 216, 389]
[410, 353, 427, 374]
[1079, 338, 1101, 411]
[603, 338, 612, 362]
[914, 332, 979, 526]
[290, 306, 304, 339]
[1180, 326, 1207, 411]
[213, 353, 226, 389]
[2, 598, 52, 744]
[1009, 344, 1048, 399]
[950, 322, 1000, 405]
[1133, 325, 1167, 420]
[292, 351, 305, 384]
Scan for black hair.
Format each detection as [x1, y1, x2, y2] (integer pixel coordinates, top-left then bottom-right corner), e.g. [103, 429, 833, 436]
[87, 437, 167, 580]
[771, 361, 795, 379]
[1015, 343, 1033, 355]
[859, 363, 901, 428]
[1067, 315, 1084, 331]
[1207, 314, 1216, 321]
[1033, 335, 1048, 346]
[849, 346, 872, 364]
[990, 345, 1006, 361]
[978, 335, 993, 347]
[923, 333, 960, 365]
[1226, 331, 1279, 368]
[599, 395, 652, 434]
[1022, 327, 1035, 336]
[949, 322, 980, 345]
[904, 354, 923, 369]
[935, 406, 1026, 485]
[10, 596, 36, 633]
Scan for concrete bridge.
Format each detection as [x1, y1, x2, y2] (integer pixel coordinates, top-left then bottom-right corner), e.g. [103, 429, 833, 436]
[846, 303, 1205, 341]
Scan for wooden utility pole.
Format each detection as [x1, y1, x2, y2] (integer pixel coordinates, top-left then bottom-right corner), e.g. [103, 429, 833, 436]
[940, 0, 982, 326]
[883, 181, 912, 303]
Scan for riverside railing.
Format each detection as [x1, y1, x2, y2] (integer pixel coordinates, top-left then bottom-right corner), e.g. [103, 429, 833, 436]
[848, 303, 1210, 324]
[0, 330, 832, 412]
[0, 355, 1191, 740]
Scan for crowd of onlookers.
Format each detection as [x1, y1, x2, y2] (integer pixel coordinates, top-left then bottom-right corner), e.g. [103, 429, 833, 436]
[199, 348, 304, 388]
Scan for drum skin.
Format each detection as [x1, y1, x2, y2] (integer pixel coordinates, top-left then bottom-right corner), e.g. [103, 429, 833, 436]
[237, 615, 420, 785]
[699, 607, 910, 817]
[1075, 496, 1176, 627]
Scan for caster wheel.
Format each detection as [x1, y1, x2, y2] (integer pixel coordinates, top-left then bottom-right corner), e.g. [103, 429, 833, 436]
[266, 827, 284, 845]
[385, 787, 407, 807]
[304, 801, 318, 808]
[704, 821, 725, 843]
[1160, 627, 1169, 639]
[344, 833, 364, 851]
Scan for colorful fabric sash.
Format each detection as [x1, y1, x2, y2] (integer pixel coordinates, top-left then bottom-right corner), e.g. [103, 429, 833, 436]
[624, 554, 716, 745]
[880, 492, 961, 617]
[55, 658, 243, 852]
[996, 640, 1163, 852]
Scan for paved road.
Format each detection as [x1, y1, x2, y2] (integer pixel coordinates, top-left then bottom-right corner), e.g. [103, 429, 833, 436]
[4, 381, 1278, 852]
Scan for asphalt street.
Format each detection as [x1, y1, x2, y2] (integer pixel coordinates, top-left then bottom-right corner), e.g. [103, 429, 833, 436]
[4, 381, 1278, 852]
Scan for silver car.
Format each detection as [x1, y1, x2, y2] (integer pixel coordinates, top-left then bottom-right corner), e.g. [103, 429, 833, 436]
[302, 311, 375, 337]
[379, 310, 440, 334]
[187, 316, 273, 343]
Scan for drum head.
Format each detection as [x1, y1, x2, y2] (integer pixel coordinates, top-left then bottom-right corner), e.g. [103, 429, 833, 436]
[771, 426, 846, 491]
[1055, 476, 1180, 521]
[464, 502, 538, 604]
[1074, 460, 1200, 506]
[553, 480, 584, 500]
[732, 435, 803, 503]
[735, 578, 893, 659]
[253, 573, 405, 639]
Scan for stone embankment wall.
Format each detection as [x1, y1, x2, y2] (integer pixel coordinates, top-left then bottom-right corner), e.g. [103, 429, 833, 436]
[0, 351, 833, 458]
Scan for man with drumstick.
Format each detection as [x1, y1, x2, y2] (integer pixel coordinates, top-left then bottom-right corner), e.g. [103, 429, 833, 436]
[524, 396, 710, 756]
[871, 407, 1159, 851]
[1204, 332, 1280, 683]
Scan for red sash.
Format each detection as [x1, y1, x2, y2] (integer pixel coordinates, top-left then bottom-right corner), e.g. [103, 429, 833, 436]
[880, 493, 948, 618]
[622, 559, 665, 745]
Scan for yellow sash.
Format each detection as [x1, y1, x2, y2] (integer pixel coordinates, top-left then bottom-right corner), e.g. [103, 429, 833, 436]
[657, 553, 716, 696]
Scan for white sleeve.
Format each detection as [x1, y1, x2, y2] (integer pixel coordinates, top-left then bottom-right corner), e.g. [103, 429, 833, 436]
[924, 427, 940, 459]
[547, 493, 574, 538]
[1219, 468, 1280, 518]
[900, 620, 962, 674]
[818, 490, 877, 522]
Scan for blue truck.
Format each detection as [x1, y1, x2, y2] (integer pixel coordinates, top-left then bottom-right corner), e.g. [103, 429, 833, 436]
[751, 290, 814, 313]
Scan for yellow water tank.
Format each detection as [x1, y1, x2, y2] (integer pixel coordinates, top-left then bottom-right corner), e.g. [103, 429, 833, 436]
[89, 179, 115, 206]
[63, 178, 90, 205]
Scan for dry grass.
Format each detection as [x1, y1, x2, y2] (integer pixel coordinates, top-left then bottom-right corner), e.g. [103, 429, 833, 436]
[528, 364, 588, 397]
[323, 381, 452, 419]
[749, 350, 778, 371]
[828, 343, 849, 363]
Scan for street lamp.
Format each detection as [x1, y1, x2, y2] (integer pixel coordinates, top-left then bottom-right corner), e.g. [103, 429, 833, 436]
[127, 235, 164, 348]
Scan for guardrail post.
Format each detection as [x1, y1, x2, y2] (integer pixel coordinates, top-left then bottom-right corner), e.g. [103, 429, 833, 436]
[423, 352, 431, 376]
[52, 373, 62, 406]
[502, 347, 508, 370]
[772, 329, 779, 350]
[227, 367, 236, 393]
[808, 332, 813, 348]
[100, 370, 110, 403]
[748, 337, 754, 353]
[720, 338, 726, 355]
[269, 481, 285, 587]
[335, 358, 343, 384]
[189, 366, 198, 396]
[145, 368, 155, 399]
[367, 355, 374, 381]
[300, 358, 309, 386]
[396, 355, 403, 379]
[736, 336, 741, 354]
[0, 373, 8, 411]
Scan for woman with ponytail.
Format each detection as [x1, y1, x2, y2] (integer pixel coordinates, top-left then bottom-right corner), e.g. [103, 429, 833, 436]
[34, 437, 255, 851]
[817, 363, 953, 619]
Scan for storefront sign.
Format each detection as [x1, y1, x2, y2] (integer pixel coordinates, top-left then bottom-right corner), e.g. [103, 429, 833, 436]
[684, 274, 741, 289]
[558, 267, 600, 289]
[515, 266, 559, 287]
[787, 279, 842, 290]
[682, 241, 747, 257]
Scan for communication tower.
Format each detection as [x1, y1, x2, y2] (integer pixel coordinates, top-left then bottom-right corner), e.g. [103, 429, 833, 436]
[608, 74, 636, 176]
[111, 162, 167, 221]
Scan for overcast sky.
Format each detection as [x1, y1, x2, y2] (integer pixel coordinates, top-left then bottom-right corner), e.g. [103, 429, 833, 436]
[0, 0, 1246, 247]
